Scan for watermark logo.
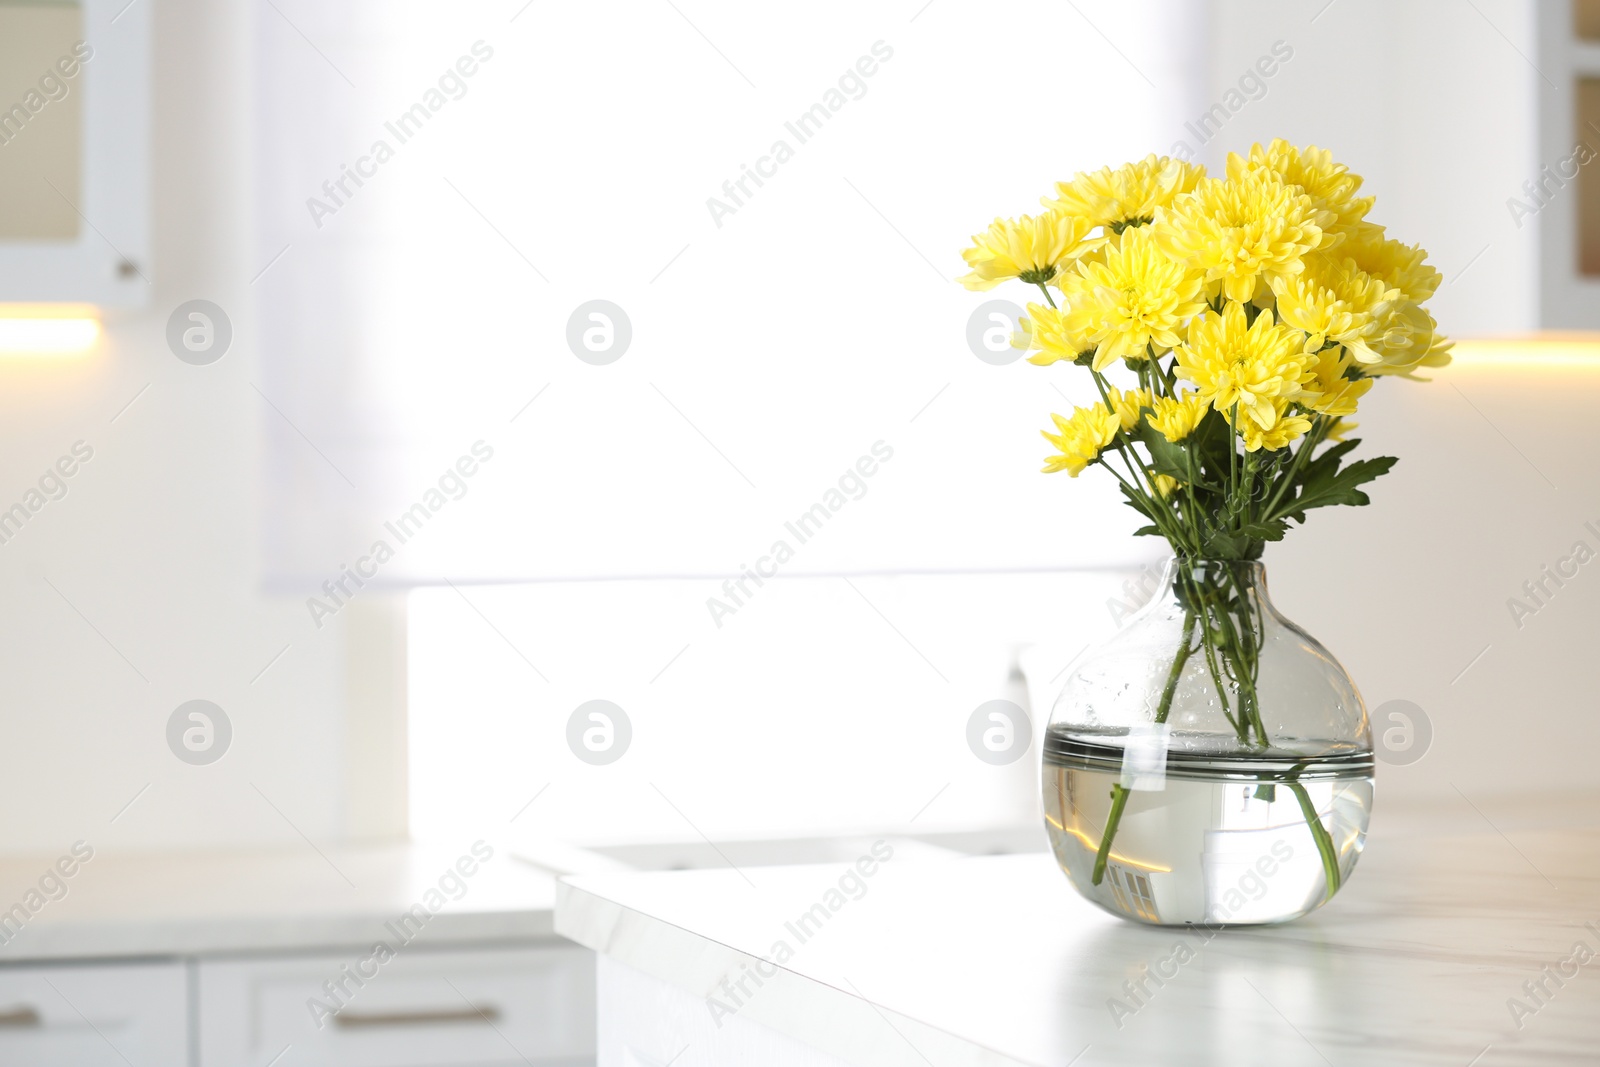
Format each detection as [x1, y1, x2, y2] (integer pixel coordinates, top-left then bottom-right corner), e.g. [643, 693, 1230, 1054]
[1169, 41, 1293, 161]
[0, 40, 92, 149]
[706, 841, 894, 1027]
[307, 442, 495, 630]
[305, 41, 495, 229]
[706, 442, 894, 629]
[166, 700, 231, 765]
[0, 440, 93, 548]
[0, 841, 94, 947]
[1507, 522, 1600, 630]
[567, 700, 631, 765]
[1106, 561, 1164, 627]
[1372, 699, 1431, 767]
[966, 699, 1031, 765]
[1507, 142, 1598, 230]
[1505, 921, 1600, 1031]
[1107, 840, 1294, 1029]
[167, 300, 232, 365]
[566, 300, 632, 365]
[705, 41, 894, 229]
[966, 299, 1026, 365]
[307, 842, 496, 1028]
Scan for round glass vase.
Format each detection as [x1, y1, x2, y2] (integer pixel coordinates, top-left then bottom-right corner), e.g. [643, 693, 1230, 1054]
[1042, 557, 1373, 926]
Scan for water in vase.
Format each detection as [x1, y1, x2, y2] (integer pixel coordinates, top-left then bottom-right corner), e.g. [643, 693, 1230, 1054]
[1043, 727, 1374, 925]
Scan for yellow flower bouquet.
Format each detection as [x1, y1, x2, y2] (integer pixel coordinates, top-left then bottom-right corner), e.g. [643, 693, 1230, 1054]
[963, 142, 1447, 924]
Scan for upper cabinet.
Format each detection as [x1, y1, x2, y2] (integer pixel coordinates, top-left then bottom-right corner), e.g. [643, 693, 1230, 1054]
[0, 0, 149, 308]
[1538, 0, 1600, 328]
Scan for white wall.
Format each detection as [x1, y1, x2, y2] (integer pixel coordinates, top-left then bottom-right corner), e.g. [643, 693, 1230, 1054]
[1206, 0, 1540, 334]
[1268, 362, 1600, 810]
[0, 0, 363, 857]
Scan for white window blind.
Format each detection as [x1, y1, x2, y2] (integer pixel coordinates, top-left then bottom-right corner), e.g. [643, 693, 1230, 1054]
[253, 0, 1205, 588]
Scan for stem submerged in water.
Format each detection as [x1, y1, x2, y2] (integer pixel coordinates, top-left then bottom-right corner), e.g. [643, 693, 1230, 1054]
[1091, 604, 1196, 886]
[1288, 779, 1342, 901]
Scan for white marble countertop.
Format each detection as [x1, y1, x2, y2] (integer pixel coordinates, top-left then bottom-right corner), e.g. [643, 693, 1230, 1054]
[557, 797, 1600, 1066]
[0, 842, 559, 962]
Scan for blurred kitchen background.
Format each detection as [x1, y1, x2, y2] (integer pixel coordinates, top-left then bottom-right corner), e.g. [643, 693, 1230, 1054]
[0, 0, 1596, 1062]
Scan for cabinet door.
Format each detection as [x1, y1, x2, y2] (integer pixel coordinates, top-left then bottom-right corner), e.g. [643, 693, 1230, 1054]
[198, 944, 594, 1066]
[0, 961, 188, 1066]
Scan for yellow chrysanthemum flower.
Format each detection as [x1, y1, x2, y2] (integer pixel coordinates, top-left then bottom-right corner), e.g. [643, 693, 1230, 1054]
[1149, 472, 1181, 498]
[1146, 392, 1209, 443]
[1333, 224, 1450, 375]
[1105, 386, 1152, 432]
[1343, 223, 1441, 304]
[1174, 303, 1307, 428]
[1041, 405, 1120, 476]
[1228, 398, 1312, 452]
[1155, 168, 1330, 304]
[1269, 256, 1397, 362]
[1300, 346, 1372, 417]
[1229, 140, 1373, 237]
[1017, 303, 1094, 367]
[1045, 154, 1206, 232]
[1056, 226, 1207, 371]
[1366, 301, 1453, 377]
[960, 213, 1103, 291]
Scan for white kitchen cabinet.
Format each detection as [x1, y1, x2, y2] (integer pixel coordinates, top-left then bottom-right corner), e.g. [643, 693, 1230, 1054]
[198, 944, 594, 1067]
[0, 845, 588, 1066]
[0, 0, 152, 306]
[0, 961, 188, 1066]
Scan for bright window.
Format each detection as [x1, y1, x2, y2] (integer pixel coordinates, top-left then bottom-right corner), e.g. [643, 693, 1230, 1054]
[251, 0, 1204, 841]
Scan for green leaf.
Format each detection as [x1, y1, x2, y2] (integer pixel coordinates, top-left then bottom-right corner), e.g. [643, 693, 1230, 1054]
[1132, 420, 1191, 482]
[1131, 524, 1162, 537]
[1190, 410, 1235, 488]
[1133, 420, 1220, 492]
[1298, 438, 1362, 484]
[1275, 450, 1398, 523]
[1194, 527, 1247, 559]
[1236, 519, 1290, 542]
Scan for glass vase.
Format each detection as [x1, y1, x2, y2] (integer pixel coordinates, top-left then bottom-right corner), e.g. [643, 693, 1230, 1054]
[1042, 557, 1373, 925]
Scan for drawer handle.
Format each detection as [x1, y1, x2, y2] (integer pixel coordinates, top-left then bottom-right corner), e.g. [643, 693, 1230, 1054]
[333, 1004, 500, 1029]
[0, 1006, 41, 1028]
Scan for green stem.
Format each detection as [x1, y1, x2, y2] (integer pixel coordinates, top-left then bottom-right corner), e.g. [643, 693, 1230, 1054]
[1180, 451, 1206, 550]
[1209, 594, 1255, 745]
[1196, 596, 1238, 735]
[1036, 281, 1057, 309]
[1227, 401, 1239, 499]
[1087, 369, 1188, 549]
[1220, 563, 1267, 745]
[1242, 449, 1260, 525]
[1287, 780, 1342, 901]
[1261, 414, 1330, 520]
[1095, 458, 1186, 548]
[1092, 605, 1197, 886]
